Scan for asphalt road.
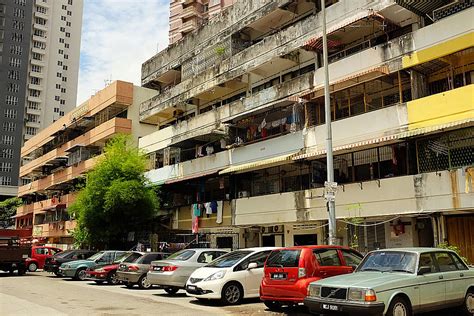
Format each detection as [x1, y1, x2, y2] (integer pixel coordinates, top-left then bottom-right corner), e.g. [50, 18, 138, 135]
[0, 271, 465, 316]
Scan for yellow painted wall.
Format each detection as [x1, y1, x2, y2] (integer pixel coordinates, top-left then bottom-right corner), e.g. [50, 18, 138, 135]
[402, 32, 474, 69]
[407, 84, 474, 130]
[176, 202, 232, 230]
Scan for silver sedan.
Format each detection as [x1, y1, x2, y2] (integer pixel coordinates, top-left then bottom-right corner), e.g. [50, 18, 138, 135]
[147, 248, 228, 294]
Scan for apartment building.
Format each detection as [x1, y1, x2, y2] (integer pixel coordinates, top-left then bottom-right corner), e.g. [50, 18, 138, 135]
[169, 0, 235, 44]
[0, 0, 83, 199]
[141, 0, 473, 260]
[15, 81, 158, 247]
[0, 0, 33, 199]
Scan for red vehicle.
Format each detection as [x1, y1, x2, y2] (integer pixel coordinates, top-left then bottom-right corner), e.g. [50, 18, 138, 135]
[260, 245, 363, 310]
[26, 246, 62, 272]
[85, 251, 143, 285]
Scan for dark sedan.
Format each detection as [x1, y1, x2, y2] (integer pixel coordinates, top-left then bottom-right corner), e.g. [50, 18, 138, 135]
[44, 249, 96, 275]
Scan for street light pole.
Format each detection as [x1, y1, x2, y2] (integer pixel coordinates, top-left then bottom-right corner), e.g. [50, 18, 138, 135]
[321, 0, 337, 245]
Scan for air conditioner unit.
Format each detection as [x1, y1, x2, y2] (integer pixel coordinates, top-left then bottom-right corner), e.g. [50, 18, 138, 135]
[238, 191, 248, 198]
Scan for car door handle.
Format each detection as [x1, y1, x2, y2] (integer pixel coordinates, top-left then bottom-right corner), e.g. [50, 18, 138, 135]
[460, 273, 464, 277]
[438, 275, 443, 280]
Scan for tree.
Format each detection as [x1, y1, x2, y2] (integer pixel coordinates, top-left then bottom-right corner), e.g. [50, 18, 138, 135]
[0, 197, 22, 228]
[69, 134, 159, 249]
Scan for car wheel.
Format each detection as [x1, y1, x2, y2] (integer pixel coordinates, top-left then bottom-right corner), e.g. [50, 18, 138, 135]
[138, 275, 152, 289]
[164, 287, 179, 294]
[263, 301, 283, 311]
[221, 282, 243, 305]
[28, 262, 38, 272]
[107, 271, 120, 285]
[125, 282, 135, 289]
[462, 288, 474, 315]
[74, 268, 87, 281]
[386, 296, 411, 316]
[95, 280, 104, 285]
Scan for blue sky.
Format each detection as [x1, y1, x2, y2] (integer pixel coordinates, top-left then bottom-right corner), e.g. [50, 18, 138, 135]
[77, 0, 169, 104]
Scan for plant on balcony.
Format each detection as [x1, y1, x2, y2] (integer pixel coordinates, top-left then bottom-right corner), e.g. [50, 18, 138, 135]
[0, 197, 22, 229]
[69, 134, 160, 249]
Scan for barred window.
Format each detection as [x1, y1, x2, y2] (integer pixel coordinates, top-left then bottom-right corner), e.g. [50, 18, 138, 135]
[5, 95, 19, 106]
[8, 70, 20, 80]
[1, 149, 14, 159]
[4, 109, 17, 119]
[9, 57, 21, 67]
[3, 122, 16, 132]
[0, 162, 13, 173]
[7, 83, 19, 92]
[417, 128, 474, 173]
[10, 45, 22, 55]
[0, 177, 12, 186]
[1, 135, 15, 146]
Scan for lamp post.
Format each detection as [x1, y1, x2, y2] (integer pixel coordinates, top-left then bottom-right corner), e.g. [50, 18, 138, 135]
[321, 0, 337, 245]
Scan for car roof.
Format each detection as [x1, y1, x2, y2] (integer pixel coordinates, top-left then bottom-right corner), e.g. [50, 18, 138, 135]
[371, 247, 455, 254]
[274, 245, 349, 250]
[237, 247, 279, 252]
[187, 248, 228, 252]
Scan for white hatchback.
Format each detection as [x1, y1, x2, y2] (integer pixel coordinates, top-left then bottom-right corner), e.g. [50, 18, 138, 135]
[185, 247, 277, 305]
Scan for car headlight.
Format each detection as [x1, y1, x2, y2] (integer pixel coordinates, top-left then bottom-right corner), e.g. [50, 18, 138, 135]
[348, 288, 364, 301]
[203, 270, 226, 282]
[308, 285, 321, 297]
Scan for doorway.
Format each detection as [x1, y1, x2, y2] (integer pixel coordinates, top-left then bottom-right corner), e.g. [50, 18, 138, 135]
[294, 234, 318, 246]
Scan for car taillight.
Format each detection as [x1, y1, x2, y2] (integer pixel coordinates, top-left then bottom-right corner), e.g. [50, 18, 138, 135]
[162, 266, 177, 272]
[298, 267, 306, 278]
[128, 265, 139, 271]
[364, 289, 377, 302]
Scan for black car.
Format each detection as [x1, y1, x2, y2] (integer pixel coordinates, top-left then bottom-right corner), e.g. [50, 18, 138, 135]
[44, 249, 96, 275]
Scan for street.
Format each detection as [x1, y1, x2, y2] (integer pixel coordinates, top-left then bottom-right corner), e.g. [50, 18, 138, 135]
[0, 271, 465, 316]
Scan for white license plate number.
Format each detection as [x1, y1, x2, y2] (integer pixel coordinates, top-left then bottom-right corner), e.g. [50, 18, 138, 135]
[187, 285, 196, 290]
[271, 273, 287, 280]
[322, 304, 339, 311]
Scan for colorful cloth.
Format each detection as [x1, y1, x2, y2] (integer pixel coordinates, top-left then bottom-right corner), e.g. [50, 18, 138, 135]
[210, 201, 218, 213]
[205, 202, 212, 215]
[216, 201, 223, 224]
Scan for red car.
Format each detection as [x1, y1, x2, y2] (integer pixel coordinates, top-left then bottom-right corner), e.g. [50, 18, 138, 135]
[85, 251, 143, 285]
[260, 245, 363, 310]
[26, 246, 62, 272]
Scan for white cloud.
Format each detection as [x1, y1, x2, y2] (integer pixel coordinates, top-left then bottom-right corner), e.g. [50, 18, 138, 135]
[77, 0, 169, 104]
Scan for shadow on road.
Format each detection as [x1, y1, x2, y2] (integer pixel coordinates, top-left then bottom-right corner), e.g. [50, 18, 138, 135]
[153, 292, 188, 298]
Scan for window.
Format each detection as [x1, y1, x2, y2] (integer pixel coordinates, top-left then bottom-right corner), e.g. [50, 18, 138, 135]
[0, 177, 12, 186]
[13, 8, 24, 18]
[418, 253, 438, 273]
[237, 250, 272, 270]
[15, 0, 26, 6]
[11, 32, 23, 42]
[60, 27, 65, 32]
[1, 149, 14, 159]
[3, 122, 16, 132]
[60, 100, 65, 105]
[1, 135, 15, 146]
[30, 77, 40, 85]
[5, 95, 19, 106]
[29, 90, 40, 97]
[450, 253, 468, 270]
[63, 65, 68, 71]
[313, 249, 341, 266]
[26, 114, 39, 123]
[64, 43, 69, 48]
[62, 5, 67, 9]
[66, 21, 71, 27]
[32, 52, 42, 61]
[65, 32, 70, 38]
[67, 11, 72, 16]
[341, 250, 363, 267]
[12, 20, 24, 30]
[4, 109, 17, 119]
[58, 49, 63, 54]
[54, 107, 59, 113]
[0, 163, 13, 173]
[197, 251, 225, 263]
[59, 111, 64, 116]
[62, 77, 67, 82]
[7, 83, 19, 92]
[57, 61, 63, 66]
[61, 88, 66, 93]
[61, 16, 66, 21]
[434, 252, 458, 272]
[54, 96, 60, 101]
[32, 65, 42, 73]
[56, 83, 61, 89]
[59, 38, 64, 43]
[35, 248, 49, 255]
[25, 127, 38, 135]
[8, 70, 20, 80]
[28, 102, 39, 110]
[68, 0, 73, 5]
[9, 57, 21, 68]
[10, 45, 22, 55]
[56, 72, 62, 78]
[64, 54, 69, 59]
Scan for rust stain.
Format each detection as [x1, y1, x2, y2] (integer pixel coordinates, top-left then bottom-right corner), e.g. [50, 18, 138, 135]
[449, 170, 460, 209]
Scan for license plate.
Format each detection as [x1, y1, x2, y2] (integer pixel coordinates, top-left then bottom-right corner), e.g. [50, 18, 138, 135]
[271, 273, 287, 280]
[322, 304, 339, 311]
[187, 285, 196, 290]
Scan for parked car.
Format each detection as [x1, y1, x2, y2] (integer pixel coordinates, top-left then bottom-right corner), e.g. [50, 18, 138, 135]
[44, 249, 96, 276]
[25, 246, 62, 272]
[304, 248, 474, 316]
[260, 245, 363, 310]
[85, 251, 143, 285]
[0, 236, 29, 276]
[59, 250, 127, 280]
[116, 252, 169, 289]
[148, 248, 228, 294]
[186, 247, 277, 305]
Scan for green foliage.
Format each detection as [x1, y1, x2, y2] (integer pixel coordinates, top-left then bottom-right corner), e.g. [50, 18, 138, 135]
[438, 242, 469, 264]
[0, 197, 22, 228]
[215, 46, 226, 56]
[69, 134, 159, 248]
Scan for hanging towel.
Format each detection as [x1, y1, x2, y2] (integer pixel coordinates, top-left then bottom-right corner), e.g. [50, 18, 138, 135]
[216, 201, 223, 224]
[205, 202, 212, 215]
[193, 204, 201, 217]
[210, 201, 218, 213]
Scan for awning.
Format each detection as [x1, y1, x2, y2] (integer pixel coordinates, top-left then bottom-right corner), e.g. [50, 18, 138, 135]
[36, 204, 67, 214]
[11, 213, 33, 219]
[219, 152, 299, 175]
[65, 143, 85, 152]
[293, 118, 473, 160]
[306, 64, 390, 99]
[303, 10, 387, 51]
[165, 168, 222, 185]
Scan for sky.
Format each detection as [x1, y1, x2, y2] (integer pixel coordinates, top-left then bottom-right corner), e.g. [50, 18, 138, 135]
[76, 0, 169, 104]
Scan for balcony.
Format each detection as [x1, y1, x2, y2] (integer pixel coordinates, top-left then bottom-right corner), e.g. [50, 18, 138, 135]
[33, 35, 47, 43]
[234, 169, 473, 225]
[34, 11, 48, 20]
[20, 117, 132, 178]
[26, 121, 41, 128]
[33, 221, 72, 238]
[28, 83, 43, 91]
[180, 19, 198, 34]
[35, 0, 49, 8]
[181, 5, 201, 19]
[29, 71, 44, 79]
[31, 58, 45, 67]
[32, 47, 46, 55]
[33, 22, 48, 32]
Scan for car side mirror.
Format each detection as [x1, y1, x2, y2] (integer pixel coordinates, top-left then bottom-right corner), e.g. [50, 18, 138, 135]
[418, 266, 431, 275]
[247, 262, 258, 270]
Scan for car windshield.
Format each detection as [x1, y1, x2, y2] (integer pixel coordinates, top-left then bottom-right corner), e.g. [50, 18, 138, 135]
[357, 251, 417, 273]
[205, 251, 252, 268]
[166, 250, 196, 261]
[55, 250, 73, 258]
[114, 252, 141, 264]
[87, 251, 104, 261]
[266, 250, 301, 267]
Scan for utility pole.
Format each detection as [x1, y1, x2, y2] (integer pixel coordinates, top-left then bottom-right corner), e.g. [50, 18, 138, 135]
[321, 0, 337, 245]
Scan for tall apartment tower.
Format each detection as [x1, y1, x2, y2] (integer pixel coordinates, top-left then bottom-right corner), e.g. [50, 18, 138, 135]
[0, 0, 33, 199]
[169, 0, 235, 44]
[0, 0, 83, 198]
